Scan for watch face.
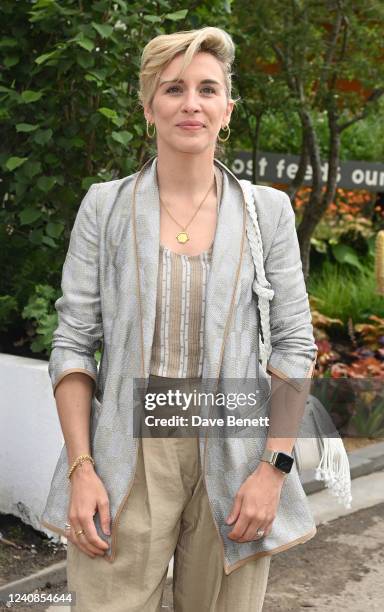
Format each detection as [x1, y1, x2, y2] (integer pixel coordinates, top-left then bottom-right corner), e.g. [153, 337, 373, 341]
[275, 452, 294, 473]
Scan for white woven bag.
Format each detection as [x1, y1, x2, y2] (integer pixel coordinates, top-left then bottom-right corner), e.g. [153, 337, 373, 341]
[240, 179, 352, 509]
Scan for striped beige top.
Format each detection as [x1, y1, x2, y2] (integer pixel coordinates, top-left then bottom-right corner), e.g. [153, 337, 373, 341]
[150, 166, 223, 378]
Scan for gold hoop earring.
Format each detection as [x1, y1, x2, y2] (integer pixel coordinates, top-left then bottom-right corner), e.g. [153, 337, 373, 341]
[146, 119, 156, 138]
[218, 124, 230, 142]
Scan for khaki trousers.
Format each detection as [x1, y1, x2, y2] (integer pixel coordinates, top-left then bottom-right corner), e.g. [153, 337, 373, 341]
[67, 377, 271, 611]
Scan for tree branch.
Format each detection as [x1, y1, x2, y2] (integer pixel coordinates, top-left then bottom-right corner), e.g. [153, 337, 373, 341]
[313, 5, 344, 107]
[286, 135, 309, 203]
[338, 88, 384, 131]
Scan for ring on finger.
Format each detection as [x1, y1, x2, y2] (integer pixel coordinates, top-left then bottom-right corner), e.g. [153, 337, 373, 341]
[75, 529, 86, 536]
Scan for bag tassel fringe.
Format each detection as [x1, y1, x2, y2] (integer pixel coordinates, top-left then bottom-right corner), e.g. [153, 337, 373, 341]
[315, 437, 352, 509]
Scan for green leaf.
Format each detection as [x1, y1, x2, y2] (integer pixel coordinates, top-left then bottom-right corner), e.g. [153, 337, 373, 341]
[134, 123, 144, 136]
[5, 156, 28, 171]
[34, 129, 53, 145]
[332, 244, 364, 272]
[77, 53, 94, 70]
[92, 22, 114, 38]
[367, 236, 376, 258]
[16, 123, 39, 133]
[66, 136, 85, 148]
[37, 175, 56, 192]
[19, 207, 42, 225]
[87, 68, 108, 81]
[98, 107, 125, 126]
[46, 222, 64, 238]
[4, 56, 19, 68]
[74, 34, 95, 52]
[20, 90, 43, 103]
[35, 50, 60, 65]
[164, 9, 188, 21]
[111, 130, 133, 145]
[115, 119, 125, 128]
[44, 153, 60, 164]
[23, 161, 42, 179]
[143, 15, 162, 23]
[84, 68, 107, 85]
[0, 37, 18, 49]
[84, 74, 102, 86]
[81, 177, 99, 190]
[31, 0, 57, 9]
[42, 235, 57, 248]
[98, 107, 118, 120]
[29, 228, 44, 245]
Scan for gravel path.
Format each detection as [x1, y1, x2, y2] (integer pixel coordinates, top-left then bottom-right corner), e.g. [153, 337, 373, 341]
[162, 502, 384, 611]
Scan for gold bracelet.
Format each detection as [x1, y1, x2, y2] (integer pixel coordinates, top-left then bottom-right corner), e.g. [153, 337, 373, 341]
[67, 454, 95, 480]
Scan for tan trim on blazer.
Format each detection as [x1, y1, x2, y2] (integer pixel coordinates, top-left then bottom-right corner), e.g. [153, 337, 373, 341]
[223, 525, 317, 575]
[53, 368, 97, 397]
[266, 352, 318, 393]
[40, 520, 317, 575]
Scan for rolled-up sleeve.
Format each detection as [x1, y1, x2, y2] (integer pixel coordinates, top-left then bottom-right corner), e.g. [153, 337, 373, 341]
[49, 183, 103, 398]
[265, 191, 318, 392]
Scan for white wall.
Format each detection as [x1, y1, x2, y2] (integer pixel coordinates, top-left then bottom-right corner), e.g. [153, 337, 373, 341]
[0, 353, 64, 541]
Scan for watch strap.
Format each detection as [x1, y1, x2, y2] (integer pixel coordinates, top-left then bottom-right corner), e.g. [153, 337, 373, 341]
[261, 448, 294, 474]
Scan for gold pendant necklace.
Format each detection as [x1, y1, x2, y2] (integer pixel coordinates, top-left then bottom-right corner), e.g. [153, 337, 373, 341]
[159, 172, 216, 244]
[176, 231, 189, 244]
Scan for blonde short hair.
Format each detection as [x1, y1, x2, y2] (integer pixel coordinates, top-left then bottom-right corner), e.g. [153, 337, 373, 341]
[138, 26, 240, 111]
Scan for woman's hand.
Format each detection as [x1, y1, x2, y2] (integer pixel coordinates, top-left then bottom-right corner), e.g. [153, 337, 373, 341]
[225, 461, 285, 542]
[67, 462, 111, 558]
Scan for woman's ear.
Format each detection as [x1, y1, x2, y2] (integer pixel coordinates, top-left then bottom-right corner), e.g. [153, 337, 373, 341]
[143, 103, 154, 124]
[224, 100, 234, 126]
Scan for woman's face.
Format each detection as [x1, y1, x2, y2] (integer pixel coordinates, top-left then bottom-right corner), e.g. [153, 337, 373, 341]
[144, 51, 234, 154]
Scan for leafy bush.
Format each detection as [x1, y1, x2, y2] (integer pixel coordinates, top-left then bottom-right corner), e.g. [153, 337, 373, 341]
[21, 284, 60, 353]
[308, 260, 384, 325]
[0, 1, 200, 358]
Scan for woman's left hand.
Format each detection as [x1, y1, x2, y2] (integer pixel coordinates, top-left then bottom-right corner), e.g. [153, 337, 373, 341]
[225, 461, 286, 542]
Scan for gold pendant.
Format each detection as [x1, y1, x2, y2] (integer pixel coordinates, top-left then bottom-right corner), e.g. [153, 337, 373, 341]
[176, 231, 189, 244]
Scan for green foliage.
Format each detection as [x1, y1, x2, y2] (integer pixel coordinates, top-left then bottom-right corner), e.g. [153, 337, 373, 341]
[21, 284, 60, 353]
[255, 104, 384, 162]
[331, 243, 365, 272]
[310, 211, 375, 260]
[0, 296, 19, 332]
[307, 260, 384, 325]
[340, 97, 384, 162]
[1, 0, 231, 357]
[228, 0, 384, 177]
[350, 401, 384, 438]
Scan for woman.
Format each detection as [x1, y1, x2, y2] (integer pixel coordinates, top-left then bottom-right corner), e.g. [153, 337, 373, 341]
[41, 27, 318, 611]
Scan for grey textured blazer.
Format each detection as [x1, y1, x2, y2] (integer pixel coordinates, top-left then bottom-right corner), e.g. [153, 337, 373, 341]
[40, 155, 318, 575]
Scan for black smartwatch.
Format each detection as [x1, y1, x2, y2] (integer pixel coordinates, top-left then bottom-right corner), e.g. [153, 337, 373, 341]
[260, 448, 294, 474]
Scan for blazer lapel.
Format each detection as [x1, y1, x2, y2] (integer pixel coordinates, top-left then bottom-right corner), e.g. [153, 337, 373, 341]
[131, 155, 161, 379]
[203, 159, 246, 379]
